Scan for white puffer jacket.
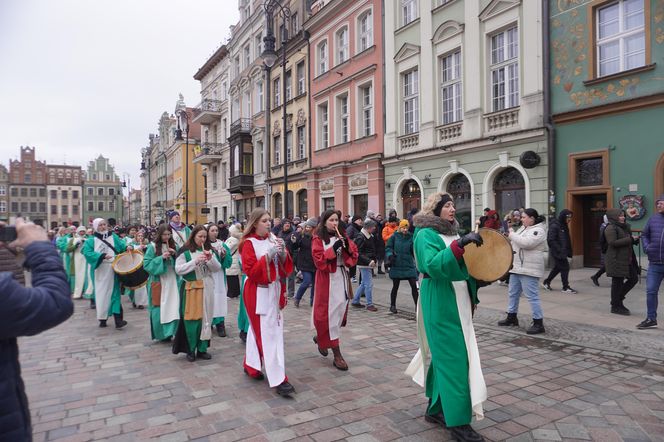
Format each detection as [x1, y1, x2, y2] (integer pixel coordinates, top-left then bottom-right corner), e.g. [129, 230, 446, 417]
[224, 224, 243, 276]
[508, 222, 548, 278]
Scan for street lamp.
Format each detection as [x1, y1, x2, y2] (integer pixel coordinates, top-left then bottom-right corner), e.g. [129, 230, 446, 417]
[175, 109, 190, 224]
[262, 0, 291, 219]
[140, 154, 151, 224]
[121, 178, 127, 225]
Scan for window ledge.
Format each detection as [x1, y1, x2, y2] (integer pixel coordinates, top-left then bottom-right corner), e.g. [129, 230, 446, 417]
[314, 70, 331, 82]
[432, 0, 459, 14]
[395, 18, 420, 35]
[353, 133, 377, 143]
[352, 45, 376, 61]
[583, 63, 656, 87]
[332, 59, 351, 72]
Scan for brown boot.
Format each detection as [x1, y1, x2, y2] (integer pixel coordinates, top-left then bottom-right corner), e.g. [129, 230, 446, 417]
[331, 346, 348, 371]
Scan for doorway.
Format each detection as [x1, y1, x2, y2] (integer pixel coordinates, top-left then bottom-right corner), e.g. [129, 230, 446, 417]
[401, 179, 421, 216]
[581, 194, 607, 267]
[493, 167, 525, 218]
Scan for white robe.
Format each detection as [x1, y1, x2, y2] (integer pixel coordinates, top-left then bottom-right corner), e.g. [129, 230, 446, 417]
[245, 236, 285, 388]
[71, 238, 87, 298]
[210, 240, 228, 319]
[157, 244, 180, 325]
[92, 237, 116, 321]
[175, 250, 221, 342]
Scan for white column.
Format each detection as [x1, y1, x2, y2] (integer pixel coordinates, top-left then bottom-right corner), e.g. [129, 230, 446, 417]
[464, 0, 482, 139]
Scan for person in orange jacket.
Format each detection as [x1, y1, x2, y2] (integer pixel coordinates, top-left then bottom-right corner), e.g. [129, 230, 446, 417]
[382, 209, 400, 245]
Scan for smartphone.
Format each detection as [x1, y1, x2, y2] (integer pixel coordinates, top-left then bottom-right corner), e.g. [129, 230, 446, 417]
[0, 226, 17, 242]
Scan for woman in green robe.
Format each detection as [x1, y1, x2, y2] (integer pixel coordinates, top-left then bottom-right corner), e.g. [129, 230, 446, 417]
[406, 192, 487, 442]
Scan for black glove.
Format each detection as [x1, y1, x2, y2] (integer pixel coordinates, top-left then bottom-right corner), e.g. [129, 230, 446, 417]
[332, 240, 343, 253]
[458, 232, 483, 248]
[633, 237, 640, 246]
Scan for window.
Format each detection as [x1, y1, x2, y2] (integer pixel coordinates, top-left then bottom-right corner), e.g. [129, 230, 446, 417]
[20, 202, 28, 213]
[109, 200, 115, 211]
[360, 84, 373, 137]
[358, 11, 373, 51]
[98, 188, 104, 196]
[24, 173, 31, 183]
[221, 163, 227, 189]
[297, 126, 305, 159]
[11, 188, 17, 197]
[62, 205, 68, 215]
[61, 190, 68, 199]
[0, 201, 5, 212]
[317, 102, 329, 149]
[72, 190, 79, 199]
[88, 201, 94, 211]
[336, 27, 349, 64]
[244, 44, 251, 69]
[0, 185, 4, 196]
[30, 202, 36, 213]
[291, 12, 299, 34]
[20, 188, 27, 197]
[318, 41, 328, 75]
[109, 188, 115, 196]
[274, 136, 281, 164]
[105, 174, 110, 181]
[11, 202, 18, 212]
[87, 187, 93, 196]
[256, 80, 264, 112]
[285, 130, 292, 163]
[403, 70, 419, 134]
[490, 26, 519, 111]
[255, 34, 263, 59]
[98, 201, 104, 211]
[337, 94, 349, 144]
[596, 0, 645, 77]
[234, 56, 240, 78]
[273, 78, 281, 107]
[441, 50, 462, 124]
[576, 157, 604, 186]
[29, 188, 36, 197]
[73, 205, 79, 215]
[401, 0, 417, 26]
[297, 62, 305, 95]
[285, 70, 292, 101]
[323, 197, 335, 211]
[39, 202, 46, 212]
[50, 190, 57, 199]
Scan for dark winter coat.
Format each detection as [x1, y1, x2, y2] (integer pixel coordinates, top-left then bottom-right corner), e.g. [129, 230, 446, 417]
[346, 223, 361, 240]
[642, 212, 664, 265]
[547, 209, 573, 260]
[373, 220, 386, 259]
[291, 232, 316, 273]
[385, 231, 418, 279]
[0, 242, 73, 441]
[604, 209, 637, 278]
[354, 230, 377, 267]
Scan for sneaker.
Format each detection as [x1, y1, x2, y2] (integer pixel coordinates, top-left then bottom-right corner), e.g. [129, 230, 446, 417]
[611, 306, 631, 316]
[351, 277, 357, 283]
[562, 287, 578, 294]
[636, 318, 657, 329]
[197, 351, 212, 360]
[351, 302, 364, 308]
[366, 305, 378, 312]
[541, 282, 552, 291]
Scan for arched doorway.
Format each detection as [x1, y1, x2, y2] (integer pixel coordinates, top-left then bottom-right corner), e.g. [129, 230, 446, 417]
[273, 193, 282, 219]
[493, 167, 525, 217]
[401, 179, 421, 216]
[297, 190, 308, 219]
[286, 190, 294, 219]
[447, 174, 472, 234]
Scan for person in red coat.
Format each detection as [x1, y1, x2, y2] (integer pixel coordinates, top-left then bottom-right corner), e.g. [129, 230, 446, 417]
[311, 209, 359, 370]
[240, 208, 295, 397]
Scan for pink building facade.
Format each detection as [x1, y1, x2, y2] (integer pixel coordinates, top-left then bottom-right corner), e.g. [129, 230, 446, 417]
[305, 0, 384, 218]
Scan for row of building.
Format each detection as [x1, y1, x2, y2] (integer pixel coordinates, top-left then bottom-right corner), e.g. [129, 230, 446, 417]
[139, 0, 664, 268]
[1, 147, 141, 228]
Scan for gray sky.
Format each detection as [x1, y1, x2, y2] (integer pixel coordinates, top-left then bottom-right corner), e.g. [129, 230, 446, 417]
[0, 0, 239, 189]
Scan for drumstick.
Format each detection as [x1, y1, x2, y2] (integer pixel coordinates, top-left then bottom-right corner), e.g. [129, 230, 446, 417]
[474, 221, 480, 234]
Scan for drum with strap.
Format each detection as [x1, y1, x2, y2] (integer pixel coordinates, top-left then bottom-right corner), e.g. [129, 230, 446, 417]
[463, 228, 514, 282]
[112, 250, 149, 289]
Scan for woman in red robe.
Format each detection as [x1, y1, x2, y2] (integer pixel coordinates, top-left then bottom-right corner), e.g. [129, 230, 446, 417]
[240, 208, 295, 397]
[311, 209, 359, 370]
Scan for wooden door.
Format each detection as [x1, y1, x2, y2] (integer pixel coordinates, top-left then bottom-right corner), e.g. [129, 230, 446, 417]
[582, 194, 607, 267]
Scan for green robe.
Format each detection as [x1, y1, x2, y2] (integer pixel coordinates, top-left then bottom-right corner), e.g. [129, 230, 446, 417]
[236, 262, 249, 334]
[143, 243, 178, 340]
[82, 233, 127, 319]
[57, 234, 74, 290]
[411, 226, 484, 427]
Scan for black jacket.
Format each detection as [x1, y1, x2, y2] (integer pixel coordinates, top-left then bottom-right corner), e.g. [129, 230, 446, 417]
[547, 209, 573, 260]
[0, 242, 73, 441]
[354, 231, 377, 267]
[346, 223, 361, 240]
[291, 232, 315, 273]
[373, 220, 386, 258]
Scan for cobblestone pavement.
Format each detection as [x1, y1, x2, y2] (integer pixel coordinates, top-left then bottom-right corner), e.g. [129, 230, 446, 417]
[22, 291, 664, 442]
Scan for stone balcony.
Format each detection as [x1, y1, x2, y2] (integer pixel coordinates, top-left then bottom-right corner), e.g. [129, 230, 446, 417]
[397, 133, 419, 153]
[484, 107, 520, 134]
[192, 99, 224, 125]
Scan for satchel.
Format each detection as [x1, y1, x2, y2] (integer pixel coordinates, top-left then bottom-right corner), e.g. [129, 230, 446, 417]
[151, 281, 162, 307]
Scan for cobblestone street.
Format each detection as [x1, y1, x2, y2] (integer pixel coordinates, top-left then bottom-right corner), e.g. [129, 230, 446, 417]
[22, 289, 664, 442]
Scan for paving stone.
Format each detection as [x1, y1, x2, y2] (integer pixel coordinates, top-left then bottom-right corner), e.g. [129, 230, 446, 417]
[531, 429, 562, 441]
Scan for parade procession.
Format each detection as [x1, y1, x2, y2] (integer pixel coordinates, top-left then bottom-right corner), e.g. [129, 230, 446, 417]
[2, 0, 664, 441]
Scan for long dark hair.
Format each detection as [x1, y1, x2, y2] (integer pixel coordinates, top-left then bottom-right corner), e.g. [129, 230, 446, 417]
[153, 224, 176, 256]
[523, 208, 545, 225]
[316, 209, 347, 243]
[179, 225, 211, 256]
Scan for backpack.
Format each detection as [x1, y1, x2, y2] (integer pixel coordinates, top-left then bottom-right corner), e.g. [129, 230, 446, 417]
[599, 224, 608, 254]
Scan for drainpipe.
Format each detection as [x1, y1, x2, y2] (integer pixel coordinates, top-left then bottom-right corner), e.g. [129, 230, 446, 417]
[543, 0, 555, 220]
[265, 64, 272, 212]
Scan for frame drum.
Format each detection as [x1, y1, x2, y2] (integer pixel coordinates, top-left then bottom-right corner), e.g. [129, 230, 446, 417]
[112, 250, 149, 289]
[463, 228, 514, 282]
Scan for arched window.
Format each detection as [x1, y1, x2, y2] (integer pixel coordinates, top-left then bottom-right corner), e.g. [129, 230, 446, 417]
[297, 190, 308, 219]
[447, 174, 471, 234]
[286, 190, 294, 219]
[273, 193, 283, 219]
[493, 167, 525, 217]
[401, 179, 421, 216]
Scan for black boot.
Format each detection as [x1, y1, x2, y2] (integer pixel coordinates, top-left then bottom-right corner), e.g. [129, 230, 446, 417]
[216, 322, 227, 337]
[239, 330, 247, 343]
[90, 299, 96, 309]
[449, 424, 484, 442]
[114, 313, 127, 329]
[99, 319, 107, 328]
[276, 381, 295, 397]
[498, 312, 519, 326]
[526, 318, 545, 334]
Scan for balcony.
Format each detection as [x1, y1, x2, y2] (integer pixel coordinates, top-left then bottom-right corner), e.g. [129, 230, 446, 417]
[228, 174, 254, 194]
[397, 133, 419, 152]
[437, 122, 462, 144]
[484, 107, 520, 134]
[230, 118, 253, 137]
[192, 99, 223, 125]
[192, 142, 224, 165]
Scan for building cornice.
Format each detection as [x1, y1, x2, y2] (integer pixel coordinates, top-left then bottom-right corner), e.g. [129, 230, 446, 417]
[194, 45, 229, 81]
[553, 92, 664, 124]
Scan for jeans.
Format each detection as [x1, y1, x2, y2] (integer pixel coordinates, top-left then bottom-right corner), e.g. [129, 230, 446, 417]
[294, 271, 315, 305]
[507, 273, 543, 319]
[646, 263, 664, 320]
[353, 268, 373, 306]
[544, 257, 570, 288]
[283, 273, 296, 297]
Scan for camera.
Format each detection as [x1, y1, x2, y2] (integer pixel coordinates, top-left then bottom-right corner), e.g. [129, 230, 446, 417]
[0, 226, 18, 242]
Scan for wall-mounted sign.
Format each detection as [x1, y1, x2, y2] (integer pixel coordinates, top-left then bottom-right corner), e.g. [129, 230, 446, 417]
[619, 195, 646, 221]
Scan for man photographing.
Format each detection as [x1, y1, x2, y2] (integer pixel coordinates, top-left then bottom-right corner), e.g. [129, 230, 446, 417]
[0, 218, 74, 441]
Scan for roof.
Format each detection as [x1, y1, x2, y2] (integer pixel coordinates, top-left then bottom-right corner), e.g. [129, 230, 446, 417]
[194, 45, 229, 81]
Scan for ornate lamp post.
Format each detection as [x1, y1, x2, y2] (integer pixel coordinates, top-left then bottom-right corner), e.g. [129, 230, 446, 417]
[175, 109, 190, 224]
[262, 0, 291, 219]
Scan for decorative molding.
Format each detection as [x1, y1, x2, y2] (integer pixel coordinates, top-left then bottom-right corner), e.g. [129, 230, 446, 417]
[432, 20, 464, 45]
[394, 43, 421, 63]
[272, 120, 281, 137]
[296, 109, 306, 127]
[348, 174, 368, 189]
[553, 92, 664, 124]
[479, 0, 521, 22]
[320, 179, 334, 194]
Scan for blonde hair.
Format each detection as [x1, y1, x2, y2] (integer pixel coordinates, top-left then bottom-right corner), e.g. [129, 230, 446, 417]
[420, 192, 453, 216]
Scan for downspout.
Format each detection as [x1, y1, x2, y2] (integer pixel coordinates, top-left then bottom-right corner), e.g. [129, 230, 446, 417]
[265, 64, 272, 212]
[543, 0, 555, 219]
[305, 29, 313, 213]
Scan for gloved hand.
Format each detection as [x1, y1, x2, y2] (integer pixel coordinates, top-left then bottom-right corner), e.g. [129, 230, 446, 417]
[633, 237, 640, 246]
[332, 239, 343, 253]
[267, 246, 279, 260]
[458, 232, 483, 248]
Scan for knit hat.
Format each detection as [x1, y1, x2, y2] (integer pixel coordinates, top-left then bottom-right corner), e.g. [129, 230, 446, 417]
[399, 219, 409, 229]
[305, 217, 317, 228]
[76, 226, 86, 233]
[168, 211, 180, 219]
[657, 194, 664, 203]
[92, 218, 105, 232]
[366, 210, 375, 219]
[351, 215, 363, 224]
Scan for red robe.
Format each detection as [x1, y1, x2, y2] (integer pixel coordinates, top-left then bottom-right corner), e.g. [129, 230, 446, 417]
[241, 234, 294, 382]
[311, 235, 359, 349]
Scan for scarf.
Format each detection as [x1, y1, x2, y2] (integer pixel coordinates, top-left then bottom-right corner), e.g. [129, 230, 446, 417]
[170, 221, 184, 232]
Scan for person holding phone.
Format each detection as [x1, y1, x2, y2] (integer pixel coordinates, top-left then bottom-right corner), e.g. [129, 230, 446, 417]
[0, 218, 73, 441]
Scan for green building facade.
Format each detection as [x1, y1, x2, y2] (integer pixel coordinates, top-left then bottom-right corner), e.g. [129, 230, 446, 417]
[550, 0, 664, 268]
